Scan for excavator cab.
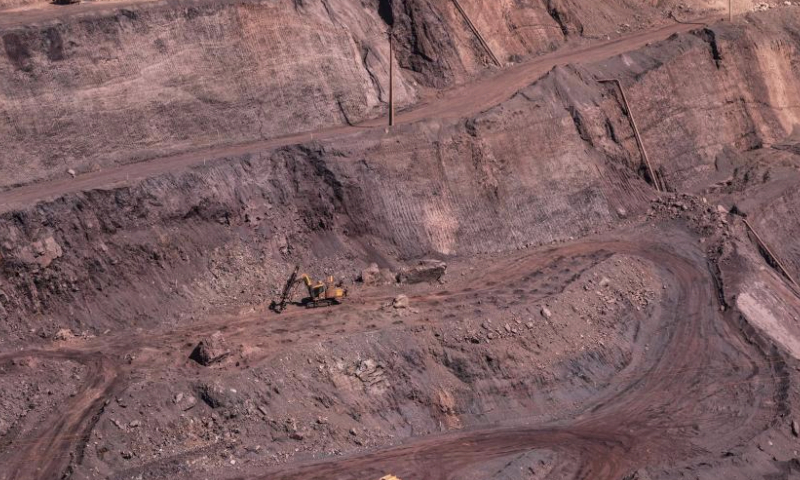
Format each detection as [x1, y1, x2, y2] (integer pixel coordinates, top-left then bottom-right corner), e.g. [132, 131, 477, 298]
[302, 274, 346, 308]
[300, 274, 327, 299]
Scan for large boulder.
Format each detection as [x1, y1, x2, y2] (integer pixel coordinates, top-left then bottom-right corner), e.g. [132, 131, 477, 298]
[194, 381, 234, 409]
[359, 263, 396, 286]
[189, 331, 230, 366]
[359, 263, 380, 284]
[53, 328, 75, 341]
[18, 236, 63, 268]
[392, 295, 409, 309]
[397, 259, 447, 284]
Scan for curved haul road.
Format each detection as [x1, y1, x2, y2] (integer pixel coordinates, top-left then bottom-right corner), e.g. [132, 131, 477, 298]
[0, 231, 787, 480]
[244, 236, 783, 480]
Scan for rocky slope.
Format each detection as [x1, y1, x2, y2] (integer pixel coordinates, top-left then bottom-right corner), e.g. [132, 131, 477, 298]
[0, 0, 760, 189]
[3, 10, 800, 347]
[593, 10, 800, 191]
[0, 0, 415, 188]
[2, 4, 800, 480]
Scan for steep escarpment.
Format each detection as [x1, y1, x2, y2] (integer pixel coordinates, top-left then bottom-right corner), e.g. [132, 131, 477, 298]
[589, 10, 800, 190]
[0, 0, 749, 190]
[0, 0, 416, 189]
[5, 11, 800, 346]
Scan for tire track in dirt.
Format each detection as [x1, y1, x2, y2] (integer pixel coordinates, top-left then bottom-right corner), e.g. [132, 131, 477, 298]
[235, 237, 783, 480]
[0, 350, 122, 480]
[0, 248, 608, 480]
[0, 231, 785, 480]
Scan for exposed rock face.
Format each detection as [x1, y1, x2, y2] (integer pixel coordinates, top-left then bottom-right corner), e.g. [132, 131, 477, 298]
[717, 143, 800, 282]
[2, 14, 800, 344]
[592, 15, 800, 190]
[379, 0, 462, 88]
[0, 0, 417, 188]
[397, 259, 447, 284]
[18, 237, 62, 268]
[190, 331, 230, 366]
[0, 0, 741, 189]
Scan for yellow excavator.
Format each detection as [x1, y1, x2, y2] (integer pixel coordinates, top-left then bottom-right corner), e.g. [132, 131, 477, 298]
[270, 265, 347, 313]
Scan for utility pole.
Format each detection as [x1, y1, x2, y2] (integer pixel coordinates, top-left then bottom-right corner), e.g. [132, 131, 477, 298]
[388, 29, 395, 128]
[729, 0, 733, 22]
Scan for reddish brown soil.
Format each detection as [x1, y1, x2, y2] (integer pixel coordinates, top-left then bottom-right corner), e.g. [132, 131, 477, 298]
[1, 225, 798, 480]
[2, 2, 800, 480]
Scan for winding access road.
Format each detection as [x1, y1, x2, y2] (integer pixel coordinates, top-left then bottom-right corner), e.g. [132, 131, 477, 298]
[244, 235, 782, 480]
[0, 231, 785, 480]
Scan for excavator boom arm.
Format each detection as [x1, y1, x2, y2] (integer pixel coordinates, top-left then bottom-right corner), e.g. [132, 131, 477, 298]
[271, 265, 300, 313]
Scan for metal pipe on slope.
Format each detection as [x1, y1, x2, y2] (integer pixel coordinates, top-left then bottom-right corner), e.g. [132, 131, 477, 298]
[598, 78, 662, 192]
[452, 0, 502, 67]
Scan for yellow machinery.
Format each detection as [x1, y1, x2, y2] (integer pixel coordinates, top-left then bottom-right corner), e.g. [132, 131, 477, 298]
[380, 476, 402, 480]
[270, 265, 347, 313]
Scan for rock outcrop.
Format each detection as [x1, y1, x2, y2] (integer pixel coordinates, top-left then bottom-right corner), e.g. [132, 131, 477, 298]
[190, 332, 230, 366]
[397, 259, 447, 284]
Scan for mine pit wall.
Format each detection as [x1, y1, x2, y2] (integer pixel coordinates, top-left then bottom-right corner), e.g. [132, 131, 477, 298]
[463, 13, 800, 199]
[0, 0, 759, 191]
[590, 12, 800, 192]
[0, 0, 419, 188]
[340, 67, 653, 258]
[3, 13, 800, 343]
[747, 186, 800, 283]
[1, 4, 796, 195]
[0, 86, 652, 345]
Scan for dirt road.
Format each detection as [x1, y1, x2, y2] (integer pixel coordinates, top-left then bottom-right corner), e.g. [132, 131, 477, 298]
[237, 236, 781, 480]
[0, 229, 785, 479]
[0, 350, 122, 480]
[0, 14, 718, 213]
